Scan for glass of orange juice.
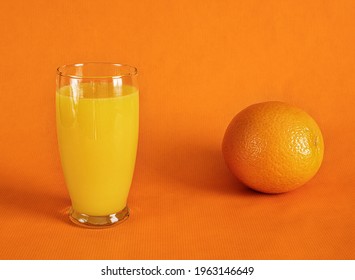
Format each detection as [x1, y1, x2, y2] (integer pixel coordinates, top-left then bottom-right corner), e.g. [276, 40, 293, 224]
[56, 63, 139, 228]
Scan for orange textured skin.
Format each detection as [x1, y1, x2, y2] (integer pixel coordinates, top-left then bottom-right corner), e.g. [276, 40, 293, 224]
[222, 102, 324, 193]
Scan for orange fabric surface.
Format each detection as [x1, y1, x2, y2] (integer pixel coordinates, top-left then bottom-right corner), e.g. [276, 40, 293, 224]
[0, 0, 354, 259]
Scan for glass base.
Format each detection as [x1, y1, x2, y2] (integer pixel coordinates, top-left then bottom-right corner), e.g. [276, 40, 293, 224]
[69, 206, 130, 228]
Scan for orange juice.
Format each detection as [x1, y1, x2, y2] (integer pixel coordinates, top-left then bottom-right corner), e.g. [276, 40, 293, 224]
[56, 83, 139, 216]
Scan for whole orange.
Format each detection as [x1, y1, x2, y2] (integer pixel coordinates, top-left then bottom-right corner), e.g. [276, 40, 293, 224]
[222, 101, 324, 193]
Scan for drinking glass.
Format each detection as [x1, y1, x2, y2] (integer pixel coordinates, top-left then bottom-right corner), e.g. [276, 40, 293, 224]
[56, 63, 139, 228]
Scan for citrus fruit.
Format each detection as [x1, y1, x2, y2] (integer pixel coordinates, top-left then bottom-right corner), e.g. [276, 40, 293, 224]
[222, 101, 324, 193]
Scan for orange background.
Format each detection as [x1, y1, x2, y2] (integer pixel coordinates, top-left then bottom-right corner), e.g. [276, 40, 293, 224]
[0, 0, 354, 259]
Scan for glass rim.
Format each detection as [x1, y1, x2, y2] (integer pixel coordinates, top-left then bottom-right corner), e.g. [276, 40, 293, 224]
[56, 62, 138, 79]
